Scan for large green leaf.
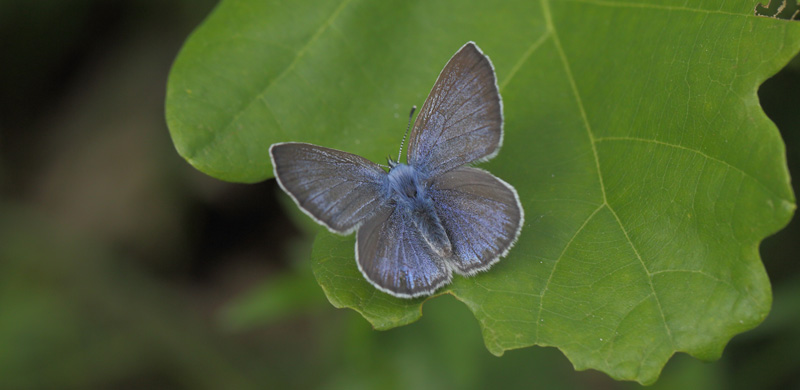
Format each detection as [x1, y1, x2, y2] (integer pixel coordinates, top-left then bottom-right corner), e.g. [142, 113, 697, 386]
[165, 0, 800, 384]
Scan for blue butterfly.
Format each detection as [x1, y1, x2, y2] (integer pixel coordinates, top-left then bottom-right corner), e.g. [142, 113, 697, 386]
[270, 42, 524, 298]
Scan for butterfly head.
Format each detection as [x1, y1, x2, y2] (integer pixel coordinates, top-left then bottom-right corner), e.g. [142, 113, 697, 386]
[387, 155, 399, 168]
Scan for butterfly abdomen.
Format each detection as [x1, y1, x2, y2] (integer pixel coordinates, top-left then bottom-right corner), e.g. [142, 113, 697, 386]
[387, 163, 453, 258]
[410, 200, 452, 258]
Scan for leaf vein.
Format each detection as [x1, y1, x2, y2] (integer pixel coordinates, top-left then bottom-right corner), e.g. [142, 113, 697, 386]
[205, 0, 354, 154]
[543, 0, 675, 348]
[607, 204, 675, 346]
[595, 136, 787, 200]
[499, 30, 553, 92]
[534, 203, 604, 343]
[562, 0, 760, 18]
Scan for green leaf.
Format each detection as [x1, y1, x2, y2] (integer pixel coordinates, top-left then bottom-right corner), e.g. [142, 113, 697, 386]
[165, 0, 800, 384]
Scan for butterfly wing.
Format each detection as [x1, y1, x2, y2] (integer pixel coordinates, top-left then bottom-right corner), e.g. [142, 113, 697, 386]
[429, 167, 523, 275]
[407, 42, 503, 176]
[270, 142, 387, 234]
[356, 205, 452, 298]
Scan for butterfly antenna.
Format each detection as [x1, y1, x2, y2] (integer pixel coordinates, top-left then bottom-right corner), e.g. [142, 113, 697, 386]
[397, 105, 417, 163]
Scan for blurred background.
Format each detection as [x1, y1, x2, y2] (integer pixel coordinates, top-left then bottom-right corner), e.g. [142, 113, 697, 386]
[1, 1, 798, 389]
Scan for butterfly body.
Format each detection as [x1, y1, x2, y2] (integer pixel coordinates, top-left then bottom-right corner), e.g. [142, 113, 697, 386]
[270, 42, 523, 298]
[385, 162, 425, 204]
[386, 162, 453, 259]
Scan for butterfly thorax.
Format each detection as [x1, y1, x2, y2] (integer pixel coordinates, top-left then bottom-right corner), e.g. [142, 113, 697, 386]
[386, 163, 453, 258]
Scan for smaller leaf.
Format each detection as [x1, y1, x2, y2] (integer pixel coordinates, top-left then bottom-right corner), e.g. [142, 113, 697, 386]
[312, 233, 429, 330]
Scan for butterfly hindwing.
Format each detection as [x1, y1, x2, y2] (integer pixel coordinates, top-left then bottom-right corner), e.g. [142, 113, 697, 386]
[270, 142, 386, 234]
[407, 42, 503, 176]
[429, 167, 524, 275]
[356, 205, 452, 298]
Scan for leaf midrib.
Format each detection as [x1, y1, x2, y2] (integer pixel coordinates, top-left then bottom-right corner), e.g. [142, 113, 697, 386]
[534, 0, 675, 348]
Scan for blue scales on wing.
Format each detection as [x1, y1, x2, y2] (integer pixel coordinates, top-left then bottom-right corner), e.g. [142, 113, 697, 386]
[407, 42, 503, 177]
[270, 143, 386, 234]
[429, 167, 524, 275]
[356, 204, 452, 298]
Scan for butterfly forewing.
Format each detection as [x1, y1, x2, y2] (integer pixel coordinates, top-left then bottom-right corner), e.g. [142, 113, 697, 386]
[407, 42, 503, 176]
[357, 205, 452, 298]
[429, 167, 523, 275]
[270, 143, 386, 234]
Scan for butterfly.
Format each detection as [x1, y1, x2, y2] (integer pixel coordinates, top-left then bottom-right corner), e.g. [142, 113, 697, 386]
[270, 42, 524, 298]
